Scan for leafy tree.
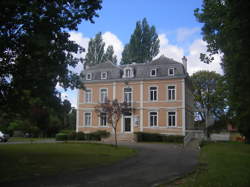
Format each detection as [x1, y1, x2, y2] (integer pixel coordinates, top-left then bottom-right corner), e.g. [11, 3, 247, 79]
[0, 0, 102, 135]
[85, 32, 106, 66]
[191, 71, 228, 134]
[194, 0, 250, 142]
[68, 108, 77, 130]
[104, 45, 117, 64]
[95, 99, 132, 147]
[121, 18, 160, 64]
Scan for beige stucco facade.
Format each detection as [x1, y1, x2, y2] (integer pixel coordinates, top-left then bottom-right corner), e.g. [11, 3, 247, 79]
[77, 78, 194, 136]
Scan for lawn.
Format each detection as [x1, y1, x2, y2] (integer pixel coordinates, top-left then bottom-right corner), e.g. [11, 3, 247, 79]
[8, 137, 54, 142]
[168, 142, 250, 187]
[0, 143, 136, 183]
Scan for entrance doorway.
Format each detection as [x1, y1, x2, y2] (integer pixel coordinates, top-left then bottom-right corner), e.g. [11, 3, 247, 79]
[124, 115, 132, 133]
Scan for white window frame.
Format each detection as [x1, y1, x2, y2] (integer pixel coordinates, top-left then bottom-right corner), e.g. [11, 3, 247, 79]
[99, 112, 108, 127]
[168, 68, 175, 76]
[84, 112, 92, 127]
[149, 86, 158, 101]
[101, 72, 107, 80]
[99, 88, 108, 103]
[150, 69, 157, 77]
[86, 73, 92, 80]
[84, 88, 92, 103]
[123, 87, 133, 104]
[148, 111, 158, 127]
[167, 85, 176, 101]
[123, 67, 134, 78]
[167, 111, 177, 127]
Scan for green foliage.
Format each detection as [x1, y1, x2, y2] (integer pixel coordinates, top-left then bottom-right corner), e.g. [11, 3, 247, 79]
[0, 0, 102, 137]
[76, 132, 85, 140]
[194, 0, 250, 142]
[121, 18, 160, 64]
[56, 133, 68, 141]
[104, 45, 117, 64]
[134, 132, 184, 143]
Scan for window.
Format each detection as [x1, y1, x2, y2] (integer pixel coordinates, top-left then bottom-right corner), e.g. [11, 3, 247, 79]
[84, 112, 91, 126]
[100, 113, 107, 126]
[168, 112, 176, 127]
[101, 72, 107, 80]
[150, 69, 157, 77]
[124, 87, 132, 104]
[168, 86, 176, 100]
[85, 89, 92, 103]
[149, 112, 157, 127]
[123, 67, 134, 78]
[86, 73, 92, 80]
[168, 68, 175, 76]
[149, 86, 157, 101]
[100, 88, 108, 103]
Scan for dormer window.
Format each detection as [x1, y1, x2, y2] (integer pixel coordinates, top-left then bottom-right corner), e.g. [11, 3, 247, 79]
[123, 67, 134, 78]
[101, 72, 107, 80]
[168, 68, 175, 76]
[150, 69, 157, 77]
[86, 73, 92, 80]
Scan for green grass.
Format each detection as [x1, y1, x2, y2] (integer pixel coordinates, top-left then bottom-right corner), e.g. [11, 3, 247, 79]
[0, 143, 136, 183]
[167, 142, 250, 187]
[8, 137, 54, 142]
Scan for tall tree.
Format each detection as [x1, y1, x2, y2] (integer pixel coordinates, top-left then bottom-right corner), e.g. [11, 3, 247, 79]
[104, 45, 117, 64]
[0, 0, 102, 133]
[85, 32, 106, 66]
[121, 18, 160, 64]
[194, 0, 250, 142]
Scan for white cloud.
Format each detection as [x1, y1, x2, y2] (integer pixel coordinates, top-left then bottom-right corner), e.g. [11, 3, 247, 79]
[176, 27, 200, 42]
[102, 32, 124, 61]
[157, 34, 184, 62]
[187, 39, 223, 75]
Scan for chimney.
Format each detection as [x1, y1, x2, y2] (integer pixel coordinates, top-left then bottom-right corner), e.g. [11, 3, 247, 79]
[182, 56, 187, 72]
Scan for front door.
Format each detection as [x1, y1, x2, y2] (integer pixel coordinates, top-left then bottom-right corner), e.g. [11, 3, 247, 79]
[124, 116, 132, 132]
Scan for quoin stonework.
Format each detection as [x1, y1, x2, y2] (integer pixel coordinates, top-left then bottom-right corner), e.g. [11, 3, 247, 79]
[76, 55, 194, 141]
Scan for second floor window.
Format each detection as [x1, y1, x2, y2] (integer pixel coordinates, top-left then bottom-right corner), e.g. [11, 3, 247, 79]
[101, 72, 107, 79]
[168, 86, 176, 100]
[149, 87, 157, 101]
[100, 113, 107, 126]
[168, 68, 175, 76]
[86, 73, 92, 80]
[149, 112, 157, 127]
[85, 89, 92, 103]
[150, 69, 157, 77]
[84, 112, 91, 126]
[124, 87, 132, 104]
[168, 112, 176, 127]
[100, 88, 108, 103]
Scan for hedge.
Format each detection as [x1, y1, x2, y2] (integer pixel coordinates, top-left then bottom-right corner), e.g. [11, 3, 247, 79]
[134, 132, 184, 143]
[55, 130, 110, 141]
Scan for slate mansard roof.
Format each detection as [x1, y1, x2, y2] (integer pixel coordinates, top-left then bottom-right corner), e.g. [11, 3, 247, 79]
[81, 55, 188, 83]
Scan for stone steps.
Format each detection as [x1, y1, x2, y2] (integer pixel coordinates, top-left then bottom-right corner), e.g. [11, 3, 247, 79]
[102, 133, 135, 143]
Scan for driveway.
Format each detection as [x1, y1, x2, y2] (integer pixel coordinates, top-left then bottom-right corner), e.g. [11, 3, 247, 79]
[2, 143, 198, 187]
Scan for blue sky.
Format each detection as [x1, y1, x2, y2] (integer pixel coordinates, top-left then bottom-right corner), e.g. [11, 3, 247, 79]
[60, 0, 223, 107]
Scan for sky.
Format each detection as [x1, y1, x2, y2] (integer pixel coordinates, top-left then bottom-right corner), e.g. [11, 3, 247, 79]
[59, 0, 223, 107]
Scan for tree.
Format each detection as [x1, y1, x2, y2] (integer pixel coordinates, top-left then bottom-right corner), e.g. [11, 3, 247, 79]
[95, 99, 131, 147]
[104, 45, 117, 64]
[191, 71, 228, 134]
[121, 18, 160, 64]
[0, 0, 102, 135]
[85, 32, 106, 66]
[194, 0, 250, 142]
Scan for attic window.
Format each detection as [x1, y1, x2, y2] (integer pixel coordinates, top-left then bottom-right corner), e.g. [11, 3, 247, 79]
[168, 68, 175, 76]
[86, 73, 92, 80]
[123, 67, 134, 78]
[101, 72, 107, 80]
[150, 69, 157, 77]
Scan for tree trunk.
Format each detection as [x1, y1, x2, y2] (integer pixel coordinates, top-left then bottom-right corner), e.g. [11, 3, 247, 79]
[114, 126, 118, 147]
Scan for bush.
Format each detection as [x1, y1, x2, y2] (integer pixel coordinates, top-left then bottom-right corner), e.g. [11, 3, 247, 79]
[67, 132, 77, 140]
[134, 132, 184, 143]
[76, 132, 85, 140]
[94, 130, 110, 138]
[56, 133, 68, 141]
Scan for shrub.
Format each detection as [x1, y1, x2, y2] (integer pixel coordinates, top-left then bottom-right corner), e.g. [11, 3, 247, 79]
[60, 129, 75, 134]
[134, 132, 184, 143]
[56, 133, 68, 141]
[76, 132, 85, 140]
[67, 132, 77, 140]
[94, 130, 110, 138]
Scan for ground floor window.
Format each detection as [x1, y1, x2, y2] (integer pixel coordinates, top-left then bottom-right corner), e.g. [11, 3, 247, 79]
[84, 112, 91, 126]
[168, 111, 176, 127]
[100, 113, 107, 126]
[149, 112, 157, 127]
